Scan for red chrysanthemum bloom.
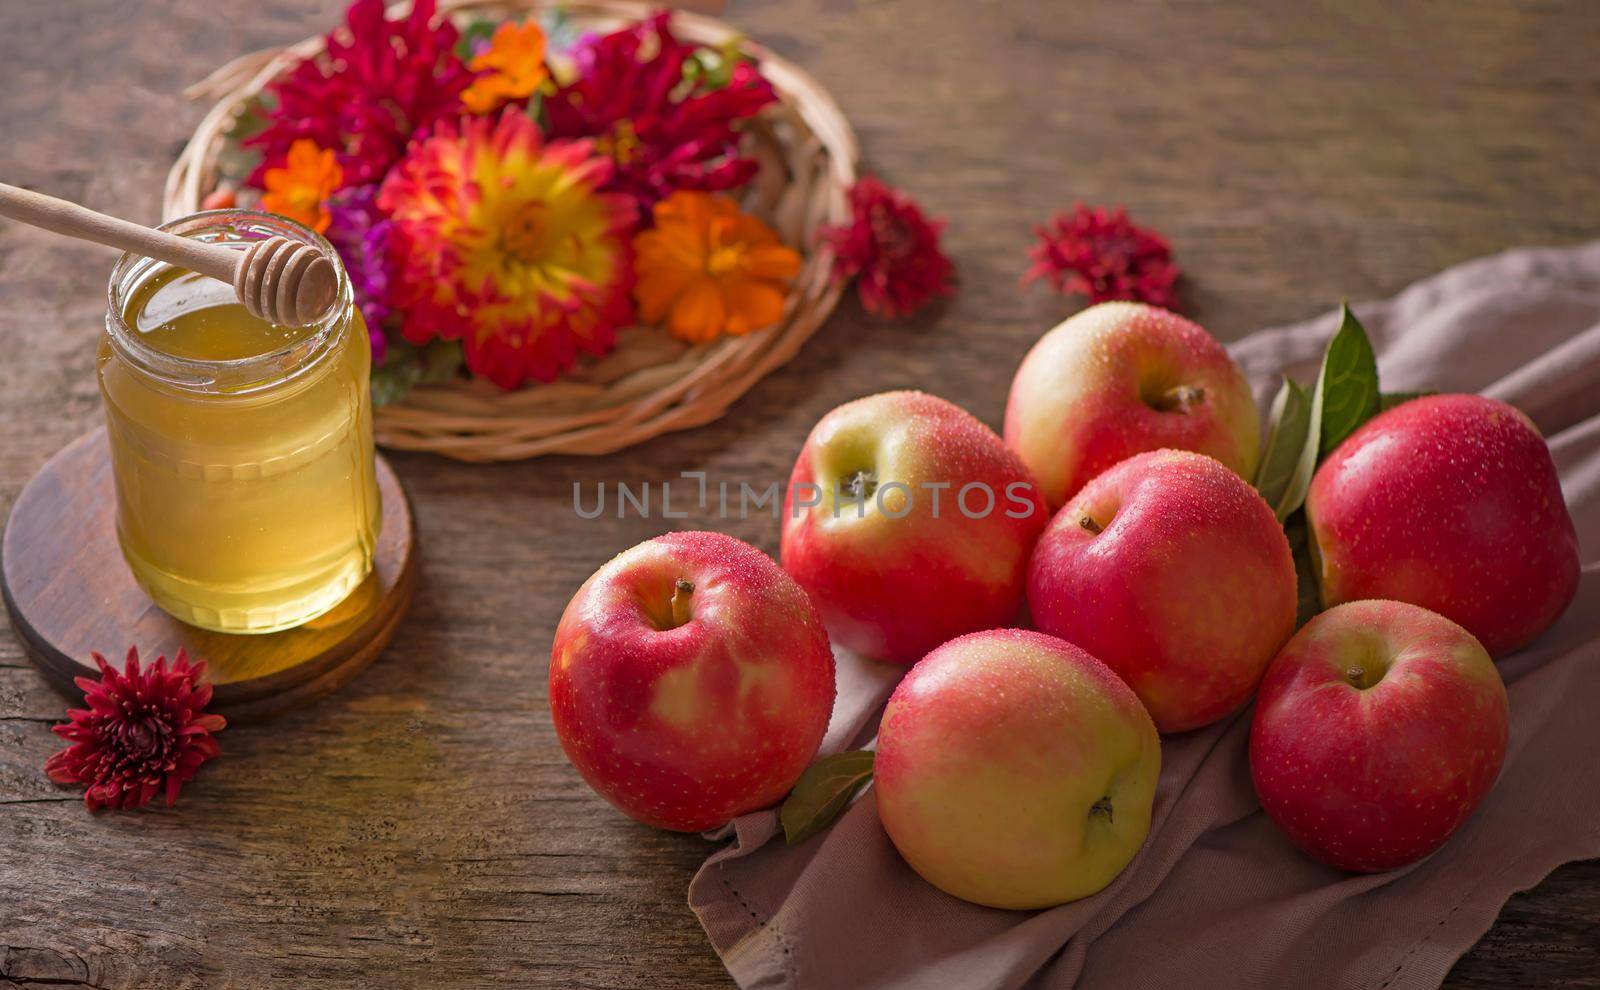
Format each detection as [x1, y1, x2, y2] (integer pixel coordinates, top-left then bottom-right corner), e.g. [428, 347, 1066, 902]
[823, 177, 955, 319]
[1023, 203, 1181, 310]
[44, 648, 226, 812]
[246, 0, 473, 189]
[544, 12, 777, 217]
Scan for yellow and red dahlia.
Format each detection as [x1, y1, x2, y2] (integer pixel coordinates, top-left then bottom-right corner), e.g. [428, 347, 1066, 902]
[377, 110, 637, 388]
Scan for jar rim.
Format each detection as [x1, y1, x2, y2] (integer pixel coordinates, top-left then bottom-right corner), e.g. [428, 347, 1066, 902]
[105, 209, 352, 394]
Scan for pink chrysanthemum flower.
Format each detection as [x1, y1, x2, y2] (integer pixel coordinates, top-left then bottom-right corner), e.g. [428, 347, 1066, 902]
[378, 110, 637, 388]
[1023, 203, 1181, 310]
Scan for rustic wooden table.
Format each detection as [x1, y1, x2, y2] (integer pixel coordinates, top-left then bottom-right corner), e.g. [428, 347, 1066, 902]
[2, 1, 1597, 987]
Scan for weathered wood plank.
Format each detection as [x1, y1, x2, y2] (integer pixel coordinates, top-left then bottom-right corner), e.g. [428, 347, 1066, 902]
[1, 1, 1596, 987]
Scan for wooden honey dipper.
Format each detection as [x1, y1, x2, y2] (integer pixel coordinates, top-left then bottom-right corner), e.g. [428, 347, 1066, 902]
[0, 181, 337, 327]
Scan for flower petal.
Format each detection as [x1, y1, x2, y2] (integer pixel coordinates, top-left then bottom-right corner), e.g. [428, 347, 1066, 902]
[743, 243, 802, 281]
[668, 279, 727, 343]
[724, 280, 787, 335]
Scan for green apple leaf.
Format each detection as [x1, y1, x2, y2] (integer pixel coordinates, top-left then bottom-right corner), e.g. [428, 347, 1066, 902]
[1284, 512, 1323, 627]
[1258, 305, 1379, 610]
[1378, 389, 1433, 412]
[1316, 303, 1381, 456]
[1255, 375, 1314, 519]
[1267, 303, 1382, 522]
[1273, 382, 1323, 525]
[780, 750, 875, 845]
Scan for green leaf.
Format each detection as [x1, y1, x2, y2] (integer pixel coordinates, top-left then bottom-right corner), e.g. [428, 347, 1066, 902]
[418, 339, 465, 384]
[455, 18, 499, 59]
[1284, 512, 1323, 628]
[213, 93, 273, 185]
[224, 91, 274, 144]
[1316, 303, 1380, 456]
[1254, 376, 1314, 520]
[371, 358, 421, 408]
[1378, 389, 1433, 412]
[1268, 303, 1382, 521]
[682, 37, 750, 92]
[1256, 304, 1377, 621]
[780, 750, 875, 845]
[372, 341, 421, 406]
[540, 8, 581, 54]
[371, 339, 465, 407]
[1274, 384, 1323, 525]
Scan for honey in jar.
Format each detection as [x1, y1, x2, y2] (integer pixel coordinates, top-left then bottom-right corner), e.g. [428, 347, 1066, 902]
[98, 211, 381, 634]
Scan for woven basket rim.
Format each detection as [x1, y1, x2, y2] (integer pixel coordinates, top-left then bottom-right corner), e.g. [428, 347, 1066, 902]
[165, 0, 858, 462]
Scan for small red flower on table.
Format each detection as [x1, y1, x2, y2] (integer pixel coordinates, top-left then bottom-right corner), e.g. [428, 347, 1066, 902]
[823, 177, 955, 319]
[1024, 203, 1180, 310]
[44, 648, 226, 812]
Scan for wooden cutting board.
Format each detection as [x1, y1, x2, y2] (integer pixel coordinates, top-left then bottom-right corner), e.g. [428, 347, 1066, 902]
[1, 428, 417, 721]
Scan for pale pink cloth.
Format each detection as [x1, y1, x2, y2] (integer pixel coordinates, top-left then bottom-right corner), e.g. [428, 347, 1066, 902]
[690, 242, 1600, 989]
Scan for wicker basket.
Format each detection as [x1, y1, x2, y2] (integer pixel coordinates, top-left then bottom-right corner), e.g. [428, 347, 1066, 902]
[166, 0, 858, 462]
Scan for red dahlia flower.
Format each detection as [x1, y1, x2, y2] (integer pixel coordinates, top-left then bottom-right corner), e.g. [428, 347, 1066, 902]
[544, 13, 777, 216]
[246, 0, 473, 189]
[1024, 203, 1181, 310]
[823, 177, 955, 319]
[44, 648, 226, 812]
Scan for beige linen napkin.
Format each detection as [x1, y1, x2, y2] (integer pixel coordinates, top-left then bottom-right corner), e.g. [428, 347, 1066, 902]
[690, 241, 1600, 990]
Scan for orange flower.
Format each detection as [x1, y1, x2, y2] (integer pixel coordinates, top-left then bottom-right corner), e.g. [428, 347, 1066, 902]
[260, 139, 342, 233]
[461, 21, 548, 115]
[633, 192, 802, 343]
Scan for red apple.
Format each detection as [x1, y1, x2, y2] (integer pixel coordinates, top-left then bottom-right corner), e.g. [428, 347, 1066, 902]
[781, 391, 1049, 665]
[1250, 600, 1509, 872]
[1027, 449, 1296, 732]
[549, 531, 835, 831]
[875, 629, 1161, 909]
[1306, 393, 1579, 657]
[1004, 302, 1260, 509]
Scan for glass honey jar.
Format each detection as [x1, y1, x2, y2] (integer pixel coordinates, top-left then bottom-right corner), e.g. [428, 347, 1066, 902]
[99, 210, 381, 634]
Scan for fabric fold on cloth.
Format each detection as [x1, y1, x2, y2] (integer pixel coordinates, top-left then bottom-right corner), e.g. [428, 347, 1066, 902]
[690, 240, 1600, 990]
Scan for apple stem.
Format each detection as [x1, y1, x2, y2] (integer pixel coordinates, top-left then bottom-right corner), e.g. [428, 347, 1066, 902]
[1079, 516, 1104, 535]
[1090, 796, 1114, 824]
[1154, 385, 1205, 412]
[670, 579, 695, 628]
[846, 469, 877, 501]
[1346, 663, 1384, 689]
